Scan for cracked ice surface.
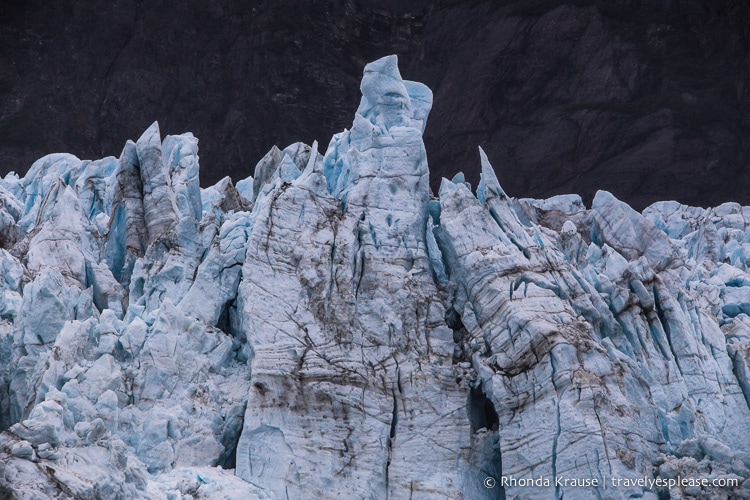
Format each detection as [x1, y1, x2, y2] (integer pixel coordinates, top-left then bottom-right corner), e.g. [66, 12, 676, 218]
[0, 55, 750, 499]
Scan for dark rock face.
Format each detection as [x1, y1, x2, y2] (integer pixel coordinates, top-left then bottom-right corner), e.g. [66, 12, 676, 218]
[1, 0, 749, 209]
[416, 1, 750, 209]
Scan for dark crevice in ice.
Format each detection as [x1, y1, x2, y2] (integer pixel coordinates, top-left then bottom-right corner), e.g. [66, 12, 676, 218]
[445, 307, 470, 365]
[215, 401, 247, 470]
[217, 298, 236, 337]
[385, 388, 398, 499]
[217, 298, 249, 364]
[469, 386, 499, 433]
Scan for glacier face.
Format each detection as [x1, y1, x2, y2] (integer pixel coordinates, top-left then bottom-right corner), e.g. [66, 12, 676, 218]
[0, 55, 749, 499]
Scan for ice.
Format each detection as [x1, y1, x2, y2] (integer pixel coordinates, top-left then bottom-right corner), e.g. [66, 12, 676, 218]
[74, 156, 118, 223]
[232, 55, 480, 499]
[251, 142, 311, 202]
[0, 183, 24, 248]
[592, 190, 685, 270]
[178, 211, 253, 329]
[17, 153, 83, 231]
[1, 54, 749, 499]
[520, 193, 586, 214]
[162, 132, 202, 223]
[233, 175, 253, 202]
[105, 140, 148, 285]
[135, 122, 180, 244]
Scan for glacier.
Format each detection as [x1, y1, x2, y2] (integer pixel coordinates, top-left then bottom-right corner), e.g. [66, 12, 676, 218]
[0, 54, 749, 499]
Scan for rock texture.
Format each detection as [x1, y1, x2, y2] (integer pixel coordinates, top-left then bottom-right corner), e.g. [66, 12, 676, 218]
[1, 55, 750, 499]
[1, 0, 749, 209]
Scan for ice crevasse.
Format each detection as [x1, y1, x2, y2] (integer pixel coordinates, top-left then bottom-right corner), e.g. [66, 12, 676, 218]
[0, 55, 749, 499]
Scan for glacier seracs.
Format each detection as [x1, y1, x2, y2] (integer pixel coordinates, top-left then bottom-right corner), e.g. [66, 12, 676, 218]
[0, 55, 749, 499]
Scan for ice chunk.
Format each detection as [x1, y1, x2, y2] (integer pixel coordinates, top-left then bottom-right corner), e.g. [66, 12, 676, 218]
[234, 175, 253, 202]
[106, 140, 148, 285]
[162, 133, 202, 222]
[520, 194, 586, 214]
[135, 122, 179, 245]
[18, 153, 83, 231]
[178, 211, 253, 327]
[592, 190, 684, 270]
[74, 156, 117, 221]
[252, 142, 311, 202]
[357, 54, 412, 131]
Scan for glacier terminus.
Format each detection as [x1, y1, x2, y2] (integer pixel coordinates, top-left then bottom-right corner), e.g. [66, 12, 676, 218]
[0, 55, 749, 499]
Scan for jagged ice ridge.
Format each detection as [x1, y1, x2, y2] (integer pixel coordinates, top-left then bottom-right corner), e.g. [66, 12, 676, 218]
[0, 55, 749, 499]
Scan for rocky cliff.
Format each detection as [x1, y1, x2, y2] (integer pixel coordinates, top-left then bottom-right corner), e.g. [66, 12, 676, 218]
[0, 55, 749, 499]
[1, 0, 749, 210]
